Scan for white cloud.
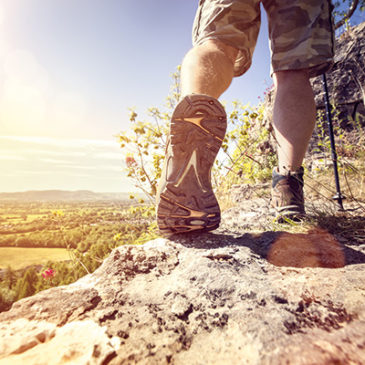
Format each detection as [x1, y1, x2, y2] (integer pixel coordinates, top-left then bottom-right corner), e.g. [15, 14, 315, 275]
[39, 158, 75, 164]
[0, 155, 26, 161]
[0, 135, 127, 192]
[46, 164, 121, 172]
[93, 152, 122, 160]
[28, 149, 86, 157]
[0, 136, 117, 147]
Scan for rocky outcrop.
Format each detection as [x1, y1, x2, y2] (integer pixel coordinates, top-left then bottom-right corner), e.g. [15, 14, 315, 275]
[1, 224, 365, 364]
[263, 21, 365, 150]
[311, 22, 365, 131]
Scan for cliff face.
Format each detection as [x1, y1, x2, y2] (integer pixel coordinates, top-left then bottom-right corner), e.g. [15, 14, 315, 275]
[311, 22, 365, 131]
[1, 228, 365, 364]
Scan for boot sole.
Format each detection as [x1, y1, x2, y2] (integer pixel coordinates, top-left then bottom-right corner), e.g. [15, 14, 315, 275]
[157, 95, 226, 235]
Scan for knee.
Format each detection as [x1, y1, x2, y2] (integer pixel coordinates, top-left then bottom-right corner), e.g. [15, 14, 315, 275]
[184, 39, 238, 66]
[273, 69, 313, 96]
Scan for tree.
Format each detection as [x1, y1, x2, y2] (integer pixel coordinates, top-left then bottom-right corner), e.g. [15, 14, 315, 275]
[0, 288, 16, 313]
[3, 266, 17, 290]
[15, 268, 38, 300]
[119, 73, 177, 202]
[334, 0, 365, 29]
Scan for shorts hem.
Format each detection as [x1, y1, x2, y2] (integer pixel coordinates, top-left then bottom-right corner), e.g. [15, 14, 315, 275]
[272, 59, 334, 78]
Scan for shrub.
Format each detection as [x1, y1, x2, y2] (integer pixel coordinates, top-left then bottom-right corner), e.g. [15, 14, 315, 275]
[118, 68, 277, 202]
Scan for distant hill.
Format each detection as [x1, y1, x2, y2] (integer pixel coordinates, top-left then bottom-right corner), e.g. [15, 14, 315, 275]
[0, 190, 136, 202]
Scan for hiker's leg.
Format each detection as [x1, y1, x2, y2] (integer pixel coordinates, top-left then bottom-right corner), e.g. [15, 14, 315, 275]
[156, 40, 238, 235]
[273, 69, 316, 173]
[181, 40, 238, 99]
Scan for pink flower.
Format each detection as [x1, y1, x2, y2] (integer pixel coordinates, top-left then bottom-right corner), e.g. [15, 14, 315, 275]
[42, 268, 56, 279]
[126, 156, 136, 168]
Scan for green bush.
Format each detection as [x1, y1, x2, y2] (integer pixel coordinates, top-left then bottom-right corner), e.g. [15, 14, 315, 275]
[0, 287, 16, 312]
[119, 68, 277, 202]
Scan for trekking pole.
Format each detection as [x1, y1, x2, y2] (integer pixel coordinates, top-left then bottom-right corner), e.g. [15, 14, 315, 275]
[321, 73, 345, 211]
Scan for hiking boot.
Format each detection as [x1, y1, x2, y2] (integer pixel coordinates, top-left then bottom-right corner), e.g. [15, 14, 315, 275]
[156, 94, 227, 235]
[270, 166, 305, 222]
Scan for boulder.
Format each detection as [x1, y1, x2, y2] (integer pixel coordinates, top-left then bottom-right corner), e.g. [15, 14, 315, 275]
[1, 229, 365, 364]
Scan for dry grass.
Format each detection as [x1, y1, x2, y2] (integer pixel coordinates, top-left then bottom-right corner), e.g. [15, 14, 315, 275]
[217, 151, 365, 245]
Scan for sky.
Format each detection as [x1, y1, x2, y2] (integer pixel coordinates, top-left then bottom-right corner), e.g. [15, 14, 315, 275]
[0, 1, 363, 193]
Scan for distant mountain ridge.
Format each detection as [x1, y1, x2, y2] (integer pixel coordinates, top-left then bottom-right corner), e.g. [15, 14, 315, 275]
[0, 190, 134, 202]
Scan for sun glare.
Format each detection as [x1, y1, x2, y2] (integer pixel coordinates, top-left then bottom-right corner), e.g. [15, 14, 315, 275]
[0, 50, 49, 135]
[0, 6, 4, 26]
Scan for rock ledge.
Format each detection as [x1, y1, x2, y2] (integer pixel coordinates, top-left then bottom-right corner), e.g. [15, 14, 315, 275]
[1, 232, 365, 364]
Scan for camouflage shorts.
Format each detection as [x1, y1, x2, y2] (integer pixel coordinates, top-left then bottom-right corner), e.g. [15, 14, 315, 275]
[192, 0, 335, 78]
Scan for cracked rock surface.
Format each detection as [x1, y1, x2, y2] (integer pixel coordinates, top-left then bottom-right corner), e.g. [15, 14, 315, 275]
[1, 228, 365, 364]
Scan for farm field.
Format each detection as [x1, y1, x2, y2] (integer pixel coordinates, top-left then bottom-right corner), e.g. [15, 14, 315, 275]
[0, 198, 154, 312]
[0, 199, 135, 251]
[0, 197, 155, 267]
[0, 247, 70, 270]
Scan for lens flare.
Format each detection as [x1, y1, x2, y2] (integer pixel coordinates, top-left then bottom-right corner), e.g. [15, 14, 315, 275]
[267, 228, 345, 268]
